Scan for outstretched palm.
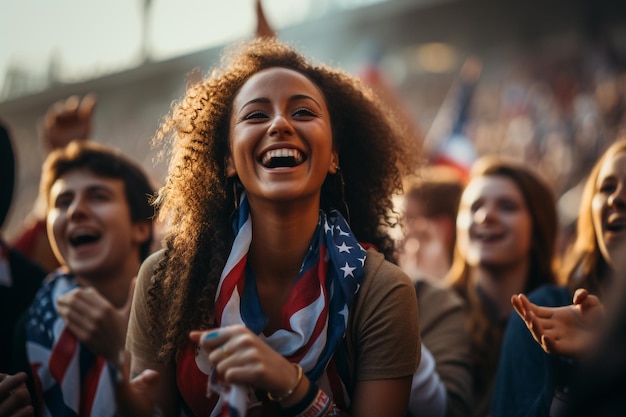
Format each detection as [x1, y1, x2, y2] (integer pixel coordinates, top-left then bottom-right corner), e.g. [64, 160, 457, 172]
[511, 288, 605, 358]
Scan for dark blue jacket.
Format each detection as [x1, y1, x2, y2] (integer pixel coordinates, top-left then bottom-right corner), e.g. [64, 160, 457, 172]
[491, 285, 576, 417]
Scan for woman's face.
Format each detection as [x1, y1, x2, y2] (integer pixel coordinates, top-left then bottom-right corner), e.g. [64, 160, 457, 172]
[591, 151, 626, 268]
[227, 67, 337, 205]
[456, 175, 533, 269]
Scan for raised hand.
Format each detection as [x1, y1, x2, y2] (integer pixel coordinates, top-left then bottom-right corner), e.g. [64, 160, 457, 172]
[511, 288, 605, 358]
[39, 94, 97, 153]
[114, 351, 162, 417]
[56, 278, 136, 361]
[0, 373, 33, 417]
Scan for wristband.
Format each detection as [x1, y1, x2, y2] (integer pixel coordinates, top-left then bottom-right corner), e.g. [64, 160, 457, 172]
[281, 382, 335, 417]
[280, 381, 319, 416]
[298, 388, 332, 417]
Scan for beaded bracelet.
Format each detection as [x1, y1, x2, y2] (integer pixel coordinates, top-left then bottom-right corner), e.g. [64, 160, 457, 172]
[268, 363, 304, 402]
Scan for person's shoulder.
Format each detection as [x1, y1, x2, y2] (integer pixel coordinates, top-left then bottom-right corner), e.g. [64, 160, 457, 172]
[363, 248, 405, 279]
[7, 246, 47, 282]
[137, 249, 165, 281]
[415, 279, 465, 310]
[4, 246, 46, 301]
[362, 248, 412, 291]
[527, 284, 570, 307]
[144, 248, 165, 268]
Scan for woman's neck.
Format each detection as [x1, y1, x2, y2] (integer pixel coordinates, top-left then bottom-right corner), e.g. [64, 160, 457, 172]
[247, 198, 321, 285]
[473, 259, 530, 321]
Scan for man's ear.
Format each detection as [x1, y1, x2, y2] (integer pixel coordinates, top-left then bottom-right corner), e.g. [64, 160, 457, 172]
[132, 220, 152, 246]
[225, 155, 237, 177]
[328, 151, 339, 174]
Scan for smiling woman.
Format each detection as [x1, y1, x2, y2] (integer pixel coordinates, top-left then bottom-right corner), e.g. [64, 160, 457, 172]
[226, 67, 337, 206]
[118, 37, 421, 417]
[491, 139, 626, 417]
[446, 155, 558, 417]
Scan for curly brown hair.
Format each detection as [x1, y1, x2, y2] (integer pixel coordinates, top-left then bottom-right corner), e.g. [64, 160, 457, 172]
[147, 38, 419, 362]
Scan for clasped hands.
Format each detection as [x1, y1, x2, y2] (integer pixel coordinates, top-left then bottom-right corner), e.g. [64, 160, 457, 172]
[190, 325, 305, 406]
[56, 278, 135, 362]
[114, 325, 304, 416]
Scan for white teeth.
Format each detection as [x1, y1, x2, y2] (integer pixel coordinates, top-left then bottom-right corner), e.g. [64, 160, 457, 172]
[70, 229, 96, 239]
[474, 230, 503, 241]
[261, 148, 303, 166]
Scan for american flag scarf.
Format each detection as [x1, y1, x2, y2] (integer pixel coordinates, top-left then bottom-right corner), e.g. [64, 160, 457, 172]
[25, 270, 118, 417]
[177, 192, 366, 417]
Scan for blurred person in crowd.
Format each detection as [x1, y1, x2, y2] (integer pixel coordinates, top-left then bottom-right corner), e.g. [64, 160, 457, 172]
[12, 141, 154, 416]
[116, 37, 420, 417]
[447, 156, 559, 417]
[399, 167, 472, 417]
[10, 94, 97, 273]
[0, 122, 44, 417]
[0, 122, 47, 373]
[564, 240, 626, 417]
[492, 139, 626, 417]
[408, 273, 473, 417]
[399, 165, 464, 282]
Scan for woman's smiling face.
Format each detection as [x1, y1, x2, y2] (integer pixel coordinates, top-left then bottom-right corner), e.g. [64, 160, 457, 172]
[456, 175, 533, 269]
[592, 151, 626, 268]
[227, 67, 337, 205]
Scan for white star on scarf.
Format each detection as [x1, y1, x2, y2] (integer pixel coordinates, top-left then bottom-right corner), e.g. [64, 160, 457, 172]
[339, 304, 349, 322]
[337, 242, 353, 253]
[341, 262, 356, 278]
[358, 257, 366, 266]
[335, 225, 350, 236]
[324, 220, 333, 234]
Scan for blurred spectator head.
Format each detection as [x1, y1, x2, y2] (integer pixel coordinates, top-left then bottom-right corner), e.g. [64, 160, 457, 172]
[563, 139, 626, 294]
[40, 140, 155, 261]
[0, 122, 15, 230]
[399, 165, 464, 281]
[449, 155, 558, 293]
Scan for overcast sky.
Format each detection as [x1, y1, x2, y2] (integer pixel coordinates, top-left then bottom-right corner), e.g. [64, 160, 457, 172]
[0, 0, 385, 94]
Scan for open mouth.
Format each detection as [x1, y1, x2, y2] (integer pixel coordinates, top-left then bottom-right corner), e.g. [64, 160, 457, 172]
[474, 230, 505, 243]
[606, 214, 626, 233]
[260, 148, 305, 168]
[606, 222, 626, 234]
[69, 229, 101, 247]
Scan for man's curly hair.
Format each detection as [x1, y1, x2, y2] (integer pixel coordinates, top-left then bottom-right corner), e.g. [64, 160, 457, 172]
[148, 38, 419, 362]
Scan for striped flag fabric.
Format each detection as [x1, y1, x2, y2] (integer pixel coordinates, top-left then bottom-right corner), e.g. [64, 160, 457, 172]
[176, 192, 366, 416]
[25, 271, 118, 417]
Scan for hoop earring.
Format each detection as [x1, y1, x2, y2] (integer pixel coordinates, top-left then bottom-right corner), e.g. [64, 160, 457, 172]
[335, 166, 350, 224]
[233, 178, 240, 211]
[228, 177, 241, 225]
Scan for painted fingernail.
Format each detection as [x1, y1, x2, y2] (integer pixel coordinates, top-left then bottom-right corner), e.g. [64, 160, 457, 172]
[202, 331, 219, 342]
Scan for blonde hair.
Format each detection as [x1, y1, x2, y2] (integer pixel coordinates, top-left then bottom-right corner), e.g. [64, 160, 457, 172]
[561, 139, 626, 294]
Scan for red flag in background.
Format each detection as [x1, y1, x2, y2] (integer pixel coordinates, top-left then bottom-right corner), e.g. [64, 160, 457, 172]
[426, 56, 482, 181]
